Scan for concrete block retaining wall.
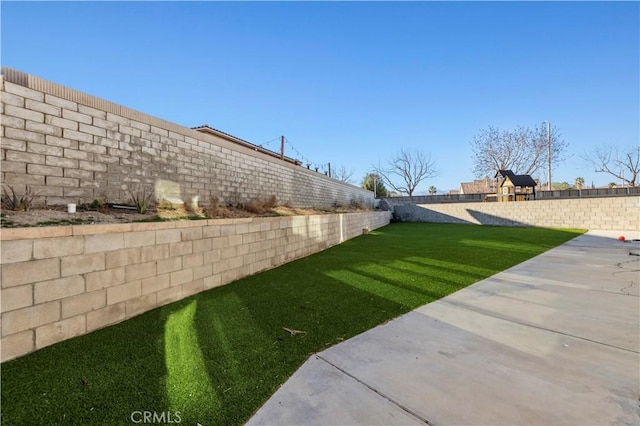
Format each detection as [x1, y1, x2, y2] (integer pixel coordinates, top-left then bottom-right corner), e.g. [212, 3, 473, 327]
[0, 211, 391, 362]
[0, 68, 374, 208]
[393, 196, 639, 230]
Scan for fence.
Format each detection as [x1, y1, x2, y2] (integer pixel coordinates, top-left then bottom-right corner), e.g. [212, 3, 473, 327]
[383, 187, 640, 206]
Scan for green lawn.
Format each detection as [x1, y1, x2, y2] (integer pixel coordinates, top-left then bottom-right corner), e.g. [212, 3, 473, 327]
[0, 223, 583, 425]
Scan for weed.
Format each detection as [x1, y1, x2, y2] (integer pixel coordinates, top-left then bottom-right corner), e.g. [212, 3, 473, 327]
[245, 195, 279, 214]
[1, 185, 39, 211]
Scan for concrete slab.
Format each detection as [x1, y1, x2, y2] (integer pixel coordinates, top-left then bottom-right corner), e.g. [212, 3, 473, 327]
[249, 231, 640, 425]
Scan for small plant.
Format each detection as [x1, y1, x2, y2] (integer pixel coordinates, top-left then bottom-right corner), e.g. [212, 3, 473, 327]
[89, 197, 109, 213]
[129, 188, 154, 214]
[205, 196, 220, 218]
[264, 195, 278, 209]
[1, 185, 38, 211]
[245, 195, 279, 215]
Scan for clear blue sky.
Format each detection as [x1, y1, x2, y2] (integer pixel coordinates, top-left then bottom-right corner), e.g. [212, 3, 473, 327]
[2, 1, 638, 193]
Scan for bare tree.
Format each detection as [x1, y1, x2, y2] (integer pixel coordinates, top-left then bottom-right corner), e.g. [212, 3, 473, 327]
[373, 149, 437, 197]
[583, 145, 639, 187]
[470, 123, 568, 179]
[333, 165, 355, 184]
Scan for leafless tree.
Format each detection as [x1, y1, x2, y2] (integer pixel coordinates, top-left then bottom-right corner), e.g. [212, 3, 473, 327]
[583, 145, 639, 187]
[333, 165, 355, 184]
[470, 123, 568, 179]
[373, 149, 437, 197]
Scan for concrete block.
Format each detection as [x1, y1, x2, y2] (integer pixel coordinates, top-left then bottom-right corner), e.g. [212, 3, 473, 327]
[64, 169, 93, 180]
[181, 227, 203, 241]
[105, 247, 141, 268]
[4, 82, 44, 101]
[157, 286, 182, 306]
[35, 315, 86, 349]
[125, 293, 157, 318]
[1, 138, 26, 151]
[61, 252, 105, 277]
[27, 163, 64, 178]
[1, 284, 33, 313]
[221, 246, 237, 260]
[204, 249, 221, 264]
[62, 108, 91, 124]
[181, 279, 204, 297]
[1, 90, 25, 107]
[45, 134, 78, 149]
[63, 148, 91, 160]
[170, 269, 193, 287]
[124, 230, 156, 248]
[203, 225, 221, 238]
[107, 281, 141, 305]
[84, 233, 125, 253]
[6, 149, 45, 165]
[79, 123, 107, 137]
[85, 267, 126, 292]
[2, 301, 60, 336]
[24, 98, 61, 116]
[192, 264, 213, 280]
[79, 160, 108, 172]
[204, 274, 222, 290]
[1, 258, 60, 287]
[156, 228, 182, 244]
[125, 261, 157, 281]
[79, 141, 108, 154]
[192, 238, 213, 253]
[183, 253, 203, 268]
[4, 127, 45, 147]
[44, 94, 78, 111]
[45, 115, 78, 131]
[46, 176, 79, 187]
[1, 239, 33, 264]
[34, 275, 85, 304]
[169, 241, 192, 257]
[61, 290, 106, 318]
[61, 127, 93, 145]
[2, 115, 25, 129]
[1, 330, 34, 362]
[45, 155, 78, 169]
[140, 244, 169, 262]
[86, 302, 125, 332]
[26, 120, 62, 137]
[27, 141, 63, 156]
[78, 104, 107, 119]
[5, 105, 44, 122]
[157, 257, 182, 275]
[142, 273, 171, 295]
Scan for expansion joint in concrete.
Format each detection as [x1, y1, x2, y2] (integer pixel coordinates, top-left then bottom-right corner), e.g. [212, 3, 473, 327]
[315, 354, 434, 425]
[440, 299, 640, 355]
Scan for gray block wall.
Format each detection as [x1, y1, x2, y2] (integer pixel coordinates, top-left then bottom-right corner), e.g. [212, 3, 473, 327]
[0, 68, 374, 208]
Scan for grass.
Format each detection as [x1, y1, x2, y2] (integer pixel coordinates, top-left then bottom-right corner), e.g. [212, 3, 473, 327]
[0, 223, 583, 425]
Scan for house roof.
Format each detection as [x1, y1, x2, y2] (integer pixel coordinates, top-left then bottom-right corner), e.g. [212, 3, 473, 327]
[495, 170, 537, 187]
[459, 179, 497, 194]
[192, 125, 302, 166]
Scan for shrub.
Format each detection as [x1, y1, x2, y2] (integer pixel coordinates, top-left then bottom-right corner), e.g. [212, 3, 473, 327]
[1, 185, 38, 211]
[129, 188, 154, 214]
[205, 196, 220, 218]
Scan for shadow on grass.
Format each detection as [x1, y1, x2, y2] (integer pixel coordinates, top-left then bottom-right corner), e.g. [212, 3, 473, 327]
[0, 223, 583, 425]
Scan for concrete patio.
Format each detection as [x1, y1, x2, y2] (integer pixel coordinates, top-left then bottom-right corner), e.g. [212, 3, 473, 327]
[249, 230, 640, 425]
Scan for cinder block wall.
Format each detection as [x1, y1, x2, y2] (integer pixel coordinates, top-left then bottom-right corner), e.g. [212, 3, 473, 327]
[393, 197, 639, 230]
[0, 211, 391, 362]
[0, 68, 374, 207]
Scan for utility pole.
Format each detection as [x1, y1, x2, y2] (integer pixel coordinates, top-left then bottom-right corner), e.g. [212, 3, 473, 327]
[547, 121, 552, 191]
[328, 162, 331, 178]
[280, 136, 285, 161]
[373, 174, 377, 198]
